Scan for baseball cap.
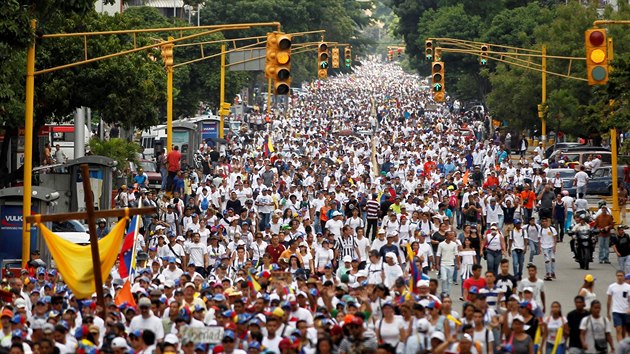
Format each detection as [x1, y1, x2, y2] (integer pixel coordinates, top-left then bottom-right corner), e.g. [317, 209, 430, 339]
[584, 274, 595, 283]
[111, 337, 129, 349]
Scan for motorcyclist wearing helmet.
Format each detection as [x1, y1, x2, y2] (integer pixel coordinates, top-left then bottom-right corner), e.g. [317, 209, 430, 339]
[96, 218, 109, 239]
[569, 214, 591, 258]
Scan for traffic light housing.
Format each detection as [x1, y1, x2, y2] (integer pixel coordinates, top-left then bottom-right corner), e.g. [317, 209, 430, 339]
[387, 49, 393, 61]
[265, 32, 292, 95]
[585, 28, 608, 85]
[344, 47, 352, 67]
[161, 43, 174, 67]
[219, 102, 231, 116]
[431, 61, 445, 102]
[332, 47, 340, 69]
[397, 48, 402, 57]
[425, 40, 433, 61]
[318, 42, 329, 79]
[434, 48, 442, 61]
[480, 44, 489, 66]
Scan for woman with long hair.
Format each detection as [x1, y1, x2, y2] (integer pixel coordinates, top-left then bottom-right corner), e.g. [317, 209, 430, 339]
[542, 301, 568, 354]
[458, 237, 477, 301]
[577, 274, 597, 311]
[373, 302, 405, 351]
[468, 226, 482, 264]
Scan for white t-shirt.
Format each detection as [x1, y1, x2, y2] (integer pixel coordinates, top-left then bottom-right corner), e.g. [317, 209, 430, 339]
[129, 314, 165, 340]
[355, 236, 371, 261]
[472, 327, 494, 354]
[543, 315, 567, 344]
[606, 282, 630, 314]
[574, 171, 589, 187]
[540, 227, 557, 249]
[579, 315, 612, 353]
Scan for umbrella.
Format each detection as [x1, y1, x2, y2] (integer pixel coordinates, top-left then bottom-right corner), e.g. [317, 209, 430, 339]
[208, 137, 228, 144]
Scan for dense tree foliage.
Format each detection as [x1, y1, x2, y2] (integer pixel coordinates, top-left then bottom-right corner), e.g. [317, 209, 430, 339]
[386, 0, 630, 139]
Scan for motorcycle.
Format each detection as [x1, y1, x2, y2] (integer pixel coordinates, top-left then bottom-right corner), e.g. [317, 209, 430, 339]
[568, 228, 598, 270]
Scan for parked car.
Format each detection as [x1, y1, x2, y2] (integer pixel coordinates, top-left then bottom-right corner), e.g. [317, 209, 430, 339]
[544, 142, 586, 159]
[52, 220, 90, 244]
[132, 160, 162, 191]
[546, 150, 612, 168]
[546, 168, 577, 196]
[586, 165, 630, 195]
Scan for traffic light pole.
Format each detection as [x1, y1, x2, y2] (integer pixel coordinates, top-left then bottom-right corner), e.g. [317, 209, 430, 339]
[611, 127, 620, 223]
[267, 78, 272, 115]
[541, 45, 547, 147]
[220, 44, 226, 139]
[166, 37, 174, 153]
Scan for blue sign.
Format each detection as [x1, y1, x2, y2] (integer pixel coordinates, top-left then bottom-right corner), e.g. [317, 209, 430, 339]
[202, 121, 219, 140]
[0, 205, 37, 262]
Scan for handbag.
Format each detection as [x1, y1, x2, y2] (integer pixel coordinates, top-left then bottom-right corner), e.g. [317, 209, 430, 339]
[589, 316, 608, 353]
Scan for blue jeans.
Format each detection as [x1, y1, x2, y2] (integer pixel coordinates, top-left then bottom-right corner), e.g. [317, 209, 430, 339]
[259, 213, 271, 232]
[528, 240, 539, 263]
[160, 167, 167, 190]
[486, 249, 502, 275]
[618, 255, 630, 274]
[599, 236, 610, 262]
[440, 265, 455, 296]
[542, 247, 556, 275]
[512, 249, 525, 279]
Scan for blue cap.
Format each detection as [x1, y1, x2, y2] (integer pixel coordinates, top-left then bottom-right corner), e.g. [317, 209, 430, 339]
[248, 341, 261, 350]
[10, 315, 22, 324]
[11, 330, 22, 338]
[168, 257, 177, 263]
[48, 269, 57, 276]
[213, 294, 226, 302]
[37, 268, 46, 276]
[324, 263, 333, 269]
[469, 286, 479, 294]
[513, 218, 522, 224]
[223, 330, 236, 340]
[194, 344, 206, 352]
[237, 313, 253, 324]
[193, 305, 205, 313]
[130, 329, 143, 337]
[221, 310, 234, 318]
[280, 301, 291, 309]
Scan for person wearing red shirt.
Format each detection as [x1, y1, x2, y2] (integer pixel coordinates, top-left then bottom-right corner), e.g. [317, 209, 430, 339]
[482, 171, 499, 189]
[462, 264, 487, 301]
[265, 234, 286, 264]
[166, 145, 182, 192]
[520, 183, 537, 221]
[423, 156, 437, 177]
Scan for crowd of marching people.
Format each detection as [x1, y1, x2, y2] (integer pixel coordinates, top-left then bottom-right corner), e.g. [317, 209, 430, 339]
[6, 61, 630, 354]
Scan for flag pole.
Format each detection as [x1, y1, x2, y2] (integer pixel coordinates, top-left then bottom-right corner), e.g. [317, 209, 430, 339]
[81, 164, 106, 318]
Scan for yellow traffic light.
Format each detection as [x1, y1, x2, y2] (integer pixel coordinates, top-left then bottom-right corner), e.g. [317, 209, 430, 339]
[431, 61, 445, 102]
[161, 43, 174, 67]
[585, 28, 608, 85]
[318, 42, 329, 79]
[332, 48, 340, 69]
[219, 102, 231, 116]
[425, 40, 433, 61]
[344, 47, 352, 67]
[275, 33, 292, 95]
[387, 49, 393, 61]
[265, 32, 292, 95]
[480, 44, 489, 66]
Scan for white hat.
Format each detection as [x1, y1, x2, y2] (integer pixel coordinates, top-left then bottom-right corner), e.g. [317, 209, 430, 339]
[343, 255, 352, 263]
[164, 333, 179, 344]
[385, 252, 397, 260]
[377, 229, 386, 234]
[431, 332, 445, 342]
[512, 314, 526, 323]
[332, 211, 343, 217]
[523, 286, 534, 293]
[176, 236, 186, 242]
[155, 225, 165, 231]
[111, 337, 129, 349]
[416, 279, 430, 288]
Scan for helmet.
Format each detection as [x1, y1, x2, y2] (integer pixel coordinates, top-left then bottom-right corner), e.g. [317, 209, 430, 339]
[598, 200, 607, 208]
[98, 219, 106, 224]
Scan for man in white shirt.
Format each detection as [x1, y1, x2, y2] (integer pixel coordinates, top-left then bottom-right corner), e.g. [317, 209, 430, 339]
[129, 297, 164, 341]
[573, 166, 590, 197]
[436, 231, 459, 297]
[539, 217, 558, 281]
[606, 270, 630, 341]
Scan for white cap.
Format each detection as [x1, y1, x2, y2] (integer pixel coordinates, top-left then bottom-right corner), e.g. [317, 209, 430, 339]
[431, 332, 445, 342]
[417, 279, 430, 288]
[164, 333, 179, 344]
[523, 286, 534, 293]
[332, 210, 343, 217]
[111, 337, 129, 349]
[343, 255, 352, 263]
[385, 252, 397, 260]
[155, 225, 165, 231]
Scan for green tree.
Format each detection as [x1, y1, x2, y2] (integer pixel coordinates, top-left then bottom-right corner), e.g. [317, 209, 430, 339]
[88, 137, 143, 171]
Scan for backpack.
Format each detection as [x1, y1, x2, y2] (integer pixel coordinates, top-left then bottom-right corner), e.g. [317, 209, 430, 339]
[200, 196, 210, 211]
[448, 194, 458, 208]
